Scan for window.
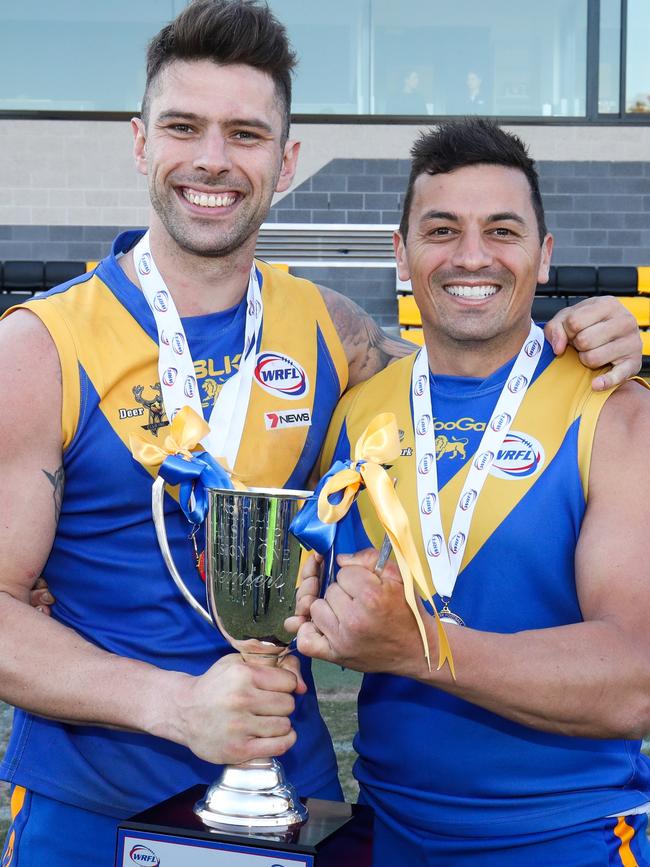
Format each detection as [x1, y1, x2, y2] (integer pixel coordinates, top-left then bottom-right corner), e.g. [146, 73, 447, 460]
[626, 0, 650, 114]
[370, 0, 587, 118]
[0, 0, 178, 112]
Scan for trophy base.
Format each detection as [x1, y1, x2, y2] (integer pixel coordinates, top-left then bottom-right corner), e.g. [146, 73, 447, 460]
[116, 785, 373, 866]
[194, 757, 309, 831]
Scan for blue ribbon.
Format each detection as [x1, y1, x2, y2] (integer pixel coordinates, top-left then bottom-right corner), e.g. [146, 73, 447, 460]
[289, 460, 355, 555]
[158, 451, 233, 523]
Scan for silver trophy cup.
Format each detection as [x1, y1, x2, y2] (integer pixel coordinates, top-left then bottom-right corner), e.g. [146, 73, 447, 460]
[152, 478, 311, 833]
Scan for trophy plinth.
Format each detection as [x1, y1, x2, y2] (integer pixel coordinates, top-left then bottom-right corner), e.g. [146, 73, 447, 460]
[194, 757, 308, 831]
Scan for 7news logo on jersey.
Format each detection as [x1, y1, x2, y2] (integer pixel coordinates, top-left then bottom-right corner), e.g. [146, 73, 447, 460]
[254, 352, 309, 399]
[265, 409, 312, 430]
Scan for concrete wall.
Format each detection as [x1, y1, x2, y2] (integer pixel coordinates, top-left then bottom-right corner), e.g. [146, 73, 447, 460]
[2, 119, 649, 327]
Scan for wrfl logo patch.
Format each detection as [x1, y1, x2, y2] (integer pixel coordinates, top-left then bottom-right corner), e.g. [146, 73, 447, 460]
[254, 352, 309, 399]
[129, 844, 160, 865]
[489, 431, 545, 479]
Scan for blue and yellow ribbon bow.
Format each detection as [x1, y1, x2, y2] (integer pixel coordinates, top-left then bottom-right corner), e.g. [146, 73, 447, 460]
[130, 405, 240, 523]
[292, 413, 454, 675]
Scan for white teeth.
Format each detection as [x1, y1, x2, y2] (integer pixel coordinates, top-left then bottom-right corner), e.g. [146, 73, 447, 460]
[183, 189, 236, 208]
[445, 284, 499, 298]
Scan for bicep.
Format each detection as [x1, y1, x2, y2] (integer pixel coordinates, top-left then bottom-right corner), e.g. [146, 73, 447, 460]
[0, 310, 63, 601]
[318, 285, 416, 387]
[575, 384, 650, 634]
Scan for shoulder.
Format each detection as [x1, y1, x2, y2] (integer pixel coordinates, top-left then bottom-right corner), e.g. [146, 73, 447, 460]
[0, 308, 62, 446]
[317, 284, 417, 387]
[588, 379, 650, 494]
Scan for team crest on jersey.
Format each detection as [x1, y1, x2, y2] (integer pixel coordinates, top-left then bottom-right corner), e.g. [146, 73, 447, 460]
[130, 383, 168, 436]
[254, 352, 309, 399]
[489, 431, 545, 479]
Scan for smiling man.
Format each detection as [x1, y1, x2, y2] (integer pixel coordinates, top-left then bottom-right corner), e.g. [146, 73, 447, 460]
[294, 119, 650, 866]
[0, 3, 643, 866]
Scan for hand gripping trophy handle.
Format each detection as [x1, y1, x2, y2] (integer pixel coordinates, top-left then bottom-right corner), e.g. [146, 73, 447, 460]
[151, 475, 310, 833]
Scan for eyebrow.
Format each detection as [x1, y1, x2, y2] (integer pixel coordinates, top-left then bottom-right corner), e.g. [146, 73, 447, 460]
[419, 209, 527, 225]
[156, 111, 274, 133]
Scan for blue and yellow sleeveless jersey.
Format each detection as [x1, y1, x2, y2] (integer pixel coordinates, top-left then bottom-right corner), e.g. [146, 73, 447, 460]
[321, 342, 650, 837]
[0, 230, 347, 817]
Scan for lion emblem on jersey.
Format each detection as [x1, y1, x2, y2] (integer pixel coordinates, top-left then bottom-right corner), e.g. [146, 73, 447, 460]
[202, 378, 221, 408]
[435, 435, 469, 460]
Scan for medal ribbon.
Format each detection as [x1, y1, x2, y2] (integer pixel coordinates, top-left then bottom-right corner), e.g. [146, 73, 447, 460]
[291, 413, 454, 674]
[412, 321, 545, 602]
[132, 231, 262, 470]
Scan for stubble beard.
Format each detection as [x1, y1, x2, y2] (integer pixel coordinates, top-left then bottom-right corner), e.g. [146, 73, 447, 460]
[149, 181, 268, 260]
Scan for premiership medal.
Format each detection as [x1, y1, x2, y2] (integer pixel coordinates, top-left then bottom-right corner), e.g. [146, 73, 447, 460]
[412, 322, 545, 626]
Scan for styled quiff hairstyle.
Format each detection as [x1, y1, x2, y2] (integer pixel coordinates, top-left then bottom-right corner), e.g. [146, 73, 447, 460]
[141, 0, 296, 141]
[399, 118, 548, 244]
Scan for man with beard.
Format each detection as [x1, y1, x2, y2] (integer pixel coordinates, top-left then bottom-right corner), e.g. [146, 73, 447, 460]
[0, 3, 642, 865]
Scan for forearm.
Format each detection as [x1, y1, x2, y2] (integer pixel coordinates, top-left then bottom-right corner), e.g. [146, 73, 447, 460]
[419, 617, 650, 739]
[0, 591, 188, 742]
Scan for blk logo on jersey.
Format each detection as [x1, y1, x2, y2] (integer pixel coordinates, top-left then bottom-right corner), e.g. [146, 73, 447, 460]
[254, 352, 309, 399]
[489, 431, 545, 479]
[265, 409, 312, 430]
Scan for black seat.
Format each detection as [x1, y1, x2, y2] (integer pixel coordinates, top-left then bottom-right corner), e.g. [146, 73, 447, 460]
[3, 261, 45, 294]
[532, 296, 567, 323]
[44, 261, 87, 290]
[597, 266, 638, 297]
[0, 293, 30, 315]
[556, 266, 597, 297]
[535, 264, 557, 296]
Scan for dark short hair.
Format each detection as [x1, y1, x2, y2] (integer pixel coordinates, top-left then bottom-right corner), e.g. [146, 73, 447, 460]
[399, 118, 547, 244]
[141, 0, 296, 141]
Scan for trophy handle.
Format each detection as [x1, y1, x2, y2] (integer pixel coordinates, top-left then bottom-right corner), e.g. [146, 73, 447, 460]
[152, 475, 214, 627]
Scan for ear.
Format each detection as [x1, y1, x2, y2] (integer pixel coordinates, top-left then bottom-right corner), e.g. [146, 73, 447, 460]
[131, 117, 148, 177]
[275, 139, 301, 193]
[393, 231, 411, 282]
[536, 233, 554, 284]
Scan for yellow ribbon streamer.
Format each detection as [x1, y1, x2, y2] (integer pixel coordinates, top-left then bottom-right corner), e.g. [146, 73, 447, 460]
[317, 412, 455, 676]
[129, 405, 246, 489]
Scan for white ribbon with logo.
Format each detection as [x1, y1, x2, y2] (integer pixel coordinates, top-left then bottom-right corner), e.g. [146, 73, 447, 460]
[132, 230, 262, 469]
[412, 321, 545, 604]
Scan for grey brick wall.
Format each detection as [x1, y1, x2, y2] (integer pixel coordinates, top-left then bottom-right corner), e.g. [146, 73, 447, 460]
[1, 159, 648, 330]
[267, 158, 650, 267]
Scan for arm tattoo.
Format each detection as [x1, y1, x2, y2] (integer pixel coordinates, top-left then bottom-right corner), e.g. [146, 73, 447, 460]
[43, 465, 65, 523]
[319, 285, 416, 387]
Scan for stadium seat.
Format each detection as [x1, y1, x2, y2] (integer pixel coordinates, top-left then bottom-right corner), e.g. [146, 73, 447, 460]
[597, 266, 638, 296]
[556, 266, 597, 297]
[3, 260, 44, 293]
[532, 296, 567, 323]
[637, 267, 650, 296]
[398, 294, 421, 327]
[617, 297, 650, 327]
[640, 330, 650, 357]
[535, 264, 557, 296]
[401, 328, 424, 346]
[0, 293, 28, 315]
[45, 261, 86, 289]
